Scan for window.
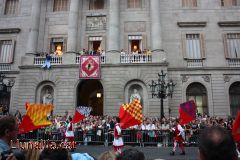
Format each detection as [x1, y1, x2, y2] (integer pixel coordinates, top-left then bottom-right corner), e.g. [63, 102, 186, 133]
[4, 0, 19, 15]
[221, 0, 238, 6]
[127, 0, 142, 8]
[53, 0, 69, 12]
[182, 34, 205, 59]
[224, 33, 240, 59]
[229, 82, 240, 117]
[88, 37, 103, 52]
[50, 38, 66, 56]
[0, 40, 15, 63]
[89, 0, 104, 10]
[182, 0, 197, 7]
[128, 35, 142, 53]
[186, 82, 208, 115]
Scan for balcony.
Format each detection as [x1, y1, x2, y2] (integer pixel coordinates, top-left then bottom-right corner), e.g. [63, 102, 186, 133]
[120, 54, 152, 63]
[0, 64, 11, 71]
[75, 55, 106, 64]
[186, 59, 203, 67]
[227, 59, 240, 67]
[34, 56, 62, 65]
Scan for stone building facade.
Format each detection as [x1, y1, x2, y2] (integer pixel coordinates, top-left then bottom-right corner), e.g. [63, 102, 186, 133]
[0, 0, 240, 117]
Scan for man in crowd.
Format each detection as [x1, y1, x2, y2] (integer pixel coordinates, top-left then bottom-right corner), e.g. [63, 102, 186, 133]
[198, 126, 237, 160]
[116, 148, 145, 160]
[0, 115, 19, 160]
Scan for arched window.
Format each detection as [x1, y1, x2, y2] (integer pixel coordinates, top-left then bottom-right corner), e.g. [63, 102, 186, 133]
[186, 82, 208, 115]
[229, 82, 240, 116]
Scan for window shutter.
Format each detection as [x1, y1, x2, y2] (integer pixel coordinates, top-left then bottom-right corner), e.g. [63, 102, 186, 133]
[223, 34, 229, 58]
[200, 34, 205, 59]
[9, 39, 15, 63]
[182, 34, 187, 59]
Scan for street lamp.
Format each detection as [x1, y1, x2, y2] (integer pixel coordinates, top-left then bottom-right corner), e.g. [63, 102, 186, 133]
[149, 70, 176, 119]
[0, 73, 15, 93]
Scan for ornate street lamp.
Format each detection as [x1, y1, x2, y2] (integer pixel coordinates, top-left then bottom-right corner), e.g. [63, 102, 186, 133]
[149, 70, 176, 118]
[0, 73, 15, 93]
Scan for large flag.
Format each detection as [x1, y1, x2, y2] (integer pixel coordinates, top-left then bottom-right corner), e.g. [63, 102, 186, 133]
[119, 99, 143, 129]
[232, 112, 240, 142]
[19, 103, 54, 134]
[72, 106, 92, 124]
[179, 100, 196, 125]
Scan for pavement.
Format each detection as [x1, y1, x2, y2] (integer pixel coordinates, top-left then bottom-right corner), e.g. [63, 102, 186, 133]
[75, 145, 198, 160]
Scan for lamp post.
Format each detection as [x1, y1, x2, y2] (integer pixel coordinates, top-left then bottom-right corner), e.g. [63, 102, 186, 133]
[0, 73, 15, 93]
[149, 70, 176, 119]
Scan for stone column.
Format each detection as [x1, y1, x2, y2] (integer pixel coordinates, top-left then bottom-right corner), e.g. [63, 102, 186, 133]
[150, 0, 162, 50]
[26, 0, 42, 54]
[67, 0, 79, 53]
[107, 0, 120, 51]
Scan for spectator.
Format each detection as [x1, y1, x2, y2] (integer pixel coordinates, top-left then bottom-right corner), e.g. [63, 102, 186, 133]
[98, 151, 116, 160]
[198, 126, 237, 160]
[39, 148, 69, 160]
[116, 148, 145, 160]
[0, 115, 19, 160]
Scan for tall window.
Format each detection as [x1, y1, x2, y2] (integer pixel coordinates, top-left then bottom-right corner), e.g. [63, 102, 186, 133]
[221, 0, 238, 6]
[89, 0, 104, 10]
[224, 33, 240, 59]
[53, 0, 69, 12]
[183, 34, 205, 59]
[186, 82, 208, 115]
[127, 0, 142, 8]
[229, 82, 240, 117]
[128, 35, 142, 53]
[4, 0, 19, 15]
[50, 38, 66, 57]
[0, 40, 15, 63]
[182, 0, 197, 7]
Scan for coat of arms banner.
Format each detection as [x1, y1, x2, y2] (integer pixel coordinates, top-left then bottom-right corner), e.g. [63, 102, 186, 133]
[79, 56, 101, 79]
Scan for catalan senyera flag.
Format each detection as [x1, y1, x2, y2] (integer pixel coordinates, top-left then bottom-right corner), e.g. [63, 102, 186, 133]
[19, 103, 54, 134]
[232, 112, 240, 142]
[179, 100, 196, 125]
[119, 99, 143, 129]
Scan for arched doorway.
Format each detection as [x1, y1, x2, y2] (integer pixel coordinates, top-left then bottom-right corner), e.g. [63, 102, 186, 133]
[186, 82, 208, 116]
[77, 80, 103, 116]
[229, 82, 240, 117]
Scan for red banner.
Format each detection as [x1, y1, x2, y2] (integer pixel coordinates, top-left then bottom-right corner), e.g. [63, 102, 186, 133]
[79, 55, 101, 79]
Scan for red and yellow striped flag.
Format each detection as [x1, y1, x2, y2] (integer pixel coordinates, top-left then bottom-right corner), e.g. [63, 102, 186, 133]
[19, 103, 54, 134]
[119, 99, 143, 129]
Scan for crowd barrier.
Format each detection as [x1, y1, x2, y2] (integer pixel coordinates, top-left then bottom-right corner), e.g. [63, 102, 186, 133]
[17, 129, 201, 147]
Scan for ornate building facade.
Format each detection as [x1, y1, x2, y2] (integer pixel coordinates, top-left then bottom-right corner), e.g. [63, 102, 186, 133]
[0, 0, 240, 117]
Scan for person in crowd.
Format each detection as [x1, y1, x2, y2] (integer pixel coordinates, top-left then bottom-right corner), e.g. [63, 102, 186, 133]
[98, 150, 116, 160]
[170, 119, 185, 156]
[112, 117, 124, 154]
[198, 126, 237, 160]
[0, 115, 19, 160]
[116, 148, 145, 160]
[39, 148, 69, 160]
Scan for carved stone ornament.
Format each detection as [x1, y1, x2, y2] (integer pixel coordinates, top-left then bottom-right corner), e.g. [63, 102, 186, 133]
[223, 75, 231, 83]
[181, 75, 189, 83]
[202, 75, 210, 83]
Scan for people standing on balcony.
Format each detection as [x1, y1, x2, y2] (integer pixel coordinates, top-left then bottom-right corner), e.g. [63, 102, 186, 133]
[41, 53, 52, 69]
[170, 119, 185, 156]
[120, 49, 126, 55]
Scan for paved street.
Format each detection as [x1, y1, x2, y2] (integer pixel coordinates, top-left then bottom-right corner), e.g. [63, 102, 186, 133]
[75, 145, 198, 160]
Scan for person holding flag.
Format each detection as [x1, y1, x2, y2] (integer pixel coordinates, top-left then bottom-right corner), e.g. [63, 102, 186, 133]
[170, 119, 185, 156]
[112, 117, 124, 154]
[65, 117, 74, 143]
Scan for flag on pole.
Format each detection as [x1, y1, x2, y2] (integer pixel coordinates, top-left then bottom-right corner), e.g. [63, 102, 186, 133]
[119, 99, 143, 129]
[19, 103, 54, 134]
[72, 106, 92, 124]
[179, 100, 196, 125]
[232, 112, 240, 142]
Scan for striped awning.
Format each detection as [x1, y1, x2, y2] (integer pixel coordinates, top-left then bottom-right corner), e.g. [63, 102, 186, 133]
[128, 35, 142, 40]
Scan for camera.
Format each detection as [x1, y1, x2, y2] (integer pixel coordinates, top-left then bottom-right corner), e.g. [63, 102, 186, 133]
[1, 150, 12, 160]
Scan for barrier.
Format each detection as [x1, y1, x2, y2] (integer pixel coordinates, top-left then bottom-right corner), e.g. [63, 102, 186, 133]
[18, 129, 201, 147]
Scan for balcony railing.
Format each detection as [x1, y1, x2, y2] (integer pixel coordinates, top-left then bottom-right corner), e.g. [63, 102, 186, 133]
[227, 59, 240, 67]
[75, 55, 106, 64]
[0, 63, 11, 71]
[34, 56, 62, 65]
[187, 59, 203, 67]
[120, 54, 152, 63]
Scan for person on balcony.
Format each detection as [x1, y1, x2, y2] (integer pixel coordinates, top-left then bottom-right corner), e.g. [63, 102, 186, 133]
[41, 53, 52, 69]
